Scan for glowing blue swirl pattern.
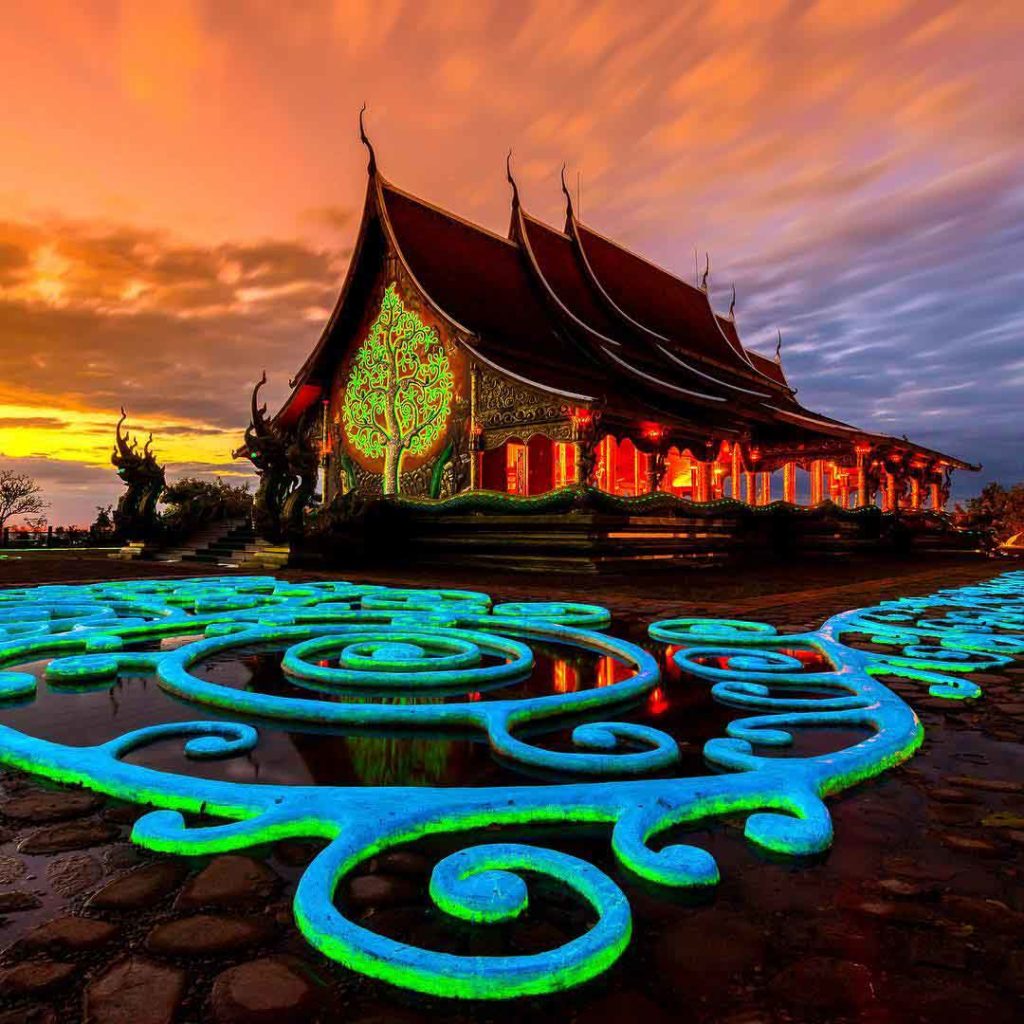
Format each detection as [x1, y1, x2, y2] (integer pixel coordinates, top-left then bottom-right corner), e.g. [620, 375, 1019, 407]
[0, 570, 1020, 999]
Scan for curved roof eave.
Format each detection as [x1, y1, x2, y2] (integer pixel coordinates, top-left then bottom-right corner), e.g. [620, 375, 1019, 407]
[464, 343, 594, 404]
[762, 404, 978, 470]
[600, 345, 727, 404]
[571, 216, 785, 388]
[378, 178, 600, 408]
[515, 204, 745, 414]
[285, 182, 378, 395]
[560, 212, 789, 409]
[655, 343, 771, 399]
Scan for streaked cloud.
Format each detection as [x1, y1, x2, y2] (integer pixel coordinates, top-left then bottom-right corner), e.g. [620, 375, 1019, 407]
[0, 0, 1021, 521]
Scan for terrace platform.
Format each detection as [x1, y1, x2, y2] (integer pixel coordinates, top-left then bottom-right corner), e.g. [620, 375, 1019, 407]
[306, 492, 983, 574]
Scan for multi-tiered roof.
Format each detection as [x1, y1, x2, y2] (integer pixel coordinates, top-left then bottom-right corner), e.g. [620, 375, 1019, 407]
[273, 129, 973, 472]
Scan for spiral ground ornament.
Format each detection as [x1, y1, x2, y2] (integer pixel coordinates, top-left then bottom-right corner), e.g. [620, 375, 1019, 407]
[0, 571, 1022, 999]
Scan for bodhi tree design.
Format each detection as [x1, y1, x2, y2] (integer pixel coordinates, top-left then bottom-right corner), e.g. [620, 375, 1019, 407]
[343, 284, 454, 495]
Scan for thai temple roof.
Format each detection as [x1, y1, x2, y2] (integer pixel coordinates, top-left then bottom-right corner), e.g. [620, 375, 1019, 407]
[275, 132, 975, 471]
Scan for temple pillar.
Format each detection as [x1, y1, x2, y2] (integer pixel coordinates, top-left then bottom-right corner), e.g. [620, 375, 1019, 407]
[730, 444, 741, 500]
[576, 437, 600, 488]
[758, 471, 771, 505]
[648, 447, 666, 494]
[809, 459, 824, 505]
[743, 470, 755, 505]
[909, 477, 921, 510]
[883, 472, 896, 512]
[695, 461, 712, 502]
[469, 366, 479, 490]
[783, 462, 797, 504]
[831, 477, 841, 508]
[929, 481, 942, 511]
[856, 459, 868, 508]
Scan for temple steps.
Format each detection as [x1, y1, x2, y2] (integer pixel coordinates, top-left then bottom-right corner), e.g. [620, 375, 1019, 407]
[153, 518, 255, 565]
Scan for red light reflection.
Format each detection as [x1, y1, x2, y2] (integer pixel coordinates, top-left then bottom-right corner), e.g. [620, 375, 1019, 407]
[554, 662, 579, 693]
[647, 686, 669, 715]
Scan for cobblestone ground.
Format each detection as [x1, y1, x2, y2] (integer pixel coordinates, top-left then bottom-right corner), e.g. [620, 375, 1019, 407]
[0, 554, 1021, 1023]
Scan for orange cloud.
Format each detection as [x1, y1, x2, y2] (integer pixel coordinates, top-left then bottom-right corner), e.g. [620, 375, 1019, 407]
[1, 0, 1022, 521]
[117, 0, 222, 117]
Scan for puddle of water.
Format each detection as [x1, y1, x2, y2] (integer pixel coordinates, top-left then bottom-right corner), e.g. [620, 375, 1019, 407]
[0, 626, 862, 789]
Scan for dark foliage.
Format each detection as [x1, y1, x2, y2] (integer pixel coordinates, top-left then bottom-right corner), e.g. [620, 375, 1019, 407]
[954, 482, 1024, 543]
[160, 477, 253, 541]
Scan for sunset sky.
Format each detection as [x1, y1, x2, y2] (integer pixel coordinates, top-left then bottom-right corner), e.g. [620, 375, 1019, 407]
[2, 0, 1022, 524]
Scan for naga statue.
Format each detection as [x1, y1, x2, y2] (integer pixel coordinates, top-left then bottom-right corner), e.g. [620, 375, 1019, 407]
[234, 373, 318, 543]
[111, 409, 165, 541]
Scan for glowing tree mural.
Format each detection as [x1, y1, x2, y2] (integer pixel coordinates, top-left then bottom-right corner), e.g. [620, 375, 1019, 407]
[343, 284, 454, 495]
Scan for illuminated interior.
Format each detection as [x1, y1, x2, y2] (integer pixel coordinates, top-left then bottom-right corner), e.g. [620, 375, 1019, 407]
[470, 431, 949, 511]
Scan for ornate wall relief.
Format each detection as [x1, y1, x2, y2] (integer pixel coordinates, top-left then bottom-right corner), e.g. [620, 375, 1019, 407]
[477, 369, 574, 448]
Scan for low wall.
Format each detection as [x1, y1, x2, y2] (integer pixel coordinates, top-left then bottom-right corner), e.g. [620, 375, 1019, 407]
[298, 487, 984, 574]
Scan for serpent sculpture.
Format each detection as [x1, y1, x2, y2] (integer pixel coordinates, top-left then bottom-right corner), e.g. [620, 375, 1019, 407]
[111, 408, 166, 540]
[0, 571, 1021, 999]
[234, 373, 318, 542]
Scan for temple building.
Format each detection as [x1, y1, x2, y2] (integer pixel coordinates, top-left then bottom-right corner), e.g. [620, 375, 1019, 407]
[251, 123, 977, 565]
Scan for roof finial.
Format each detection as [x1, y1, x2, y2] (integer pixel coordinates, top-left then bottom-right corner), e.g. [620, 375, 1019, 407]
[775, 329, 783, 362]
[701, 252, 710, 291]
[729, 283, 737, 319]
[358, 103, 377, 175]
[560, 162, 574, 221]
[506, 149, 519, 209]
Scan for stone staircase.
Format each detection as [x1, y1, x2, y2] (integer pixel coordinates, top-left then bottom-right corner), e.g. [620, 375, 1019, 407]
[181, 520, 258, 565]
[153, 518, 287, 568]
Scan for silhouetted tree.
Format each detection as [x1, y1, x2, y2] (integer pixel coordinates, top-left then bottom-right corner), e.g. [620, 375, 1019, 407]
[0, 469, 48, 532]
[954, 482, 1024, 542]
[90, 504, 116, 541]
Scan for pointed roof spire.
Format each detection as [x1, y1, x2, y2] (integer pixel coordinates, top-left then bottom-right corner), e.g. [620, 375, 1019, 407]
[506, 149, 520, 209]
[359, 103, 377, 175]
[560, 162, 575, 223]
[729, 283, 737, 320]
[700, 252, 710, 291]
[775, 328, 783, 362]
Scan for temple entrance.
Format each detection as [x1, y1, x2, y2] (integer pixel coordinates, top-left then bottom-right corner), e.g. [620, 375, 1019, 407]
[479, 437, 576, 496]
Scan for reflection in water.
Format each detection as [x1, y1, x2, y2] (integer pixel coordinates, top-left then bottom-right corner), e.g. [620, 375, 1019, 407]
[647, 686, 669, 715]
[553, 661, 577, 693]
[1, 639, 677, 789]
[0, 624, 873, 791]
[346, 730, 453, 786]
[339, 697, 455, 787]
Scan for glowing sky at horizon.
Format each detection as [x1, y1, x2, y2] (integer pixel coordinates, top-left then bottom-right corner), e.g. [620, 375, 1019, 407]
[1, 0, 1022, 524]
